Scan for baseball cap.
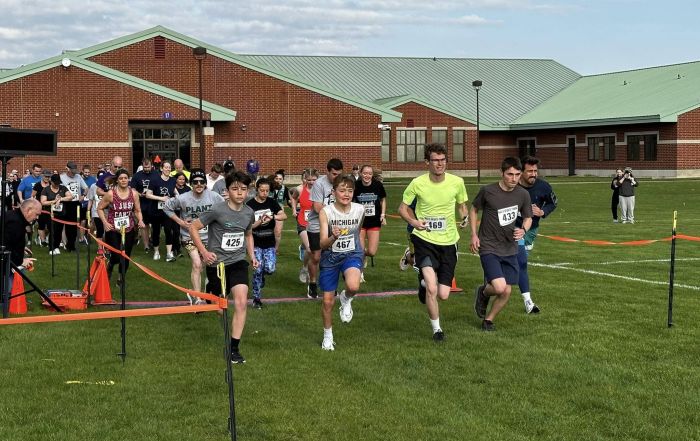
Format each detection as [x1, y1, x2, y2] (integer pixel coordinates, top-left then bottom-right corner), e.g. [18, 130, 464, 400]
[42, 170, 53, 177]
[50, 174, 61, 184]
[190, 168, 206, 182]
[66, 161, 78, 172]
[223, 160, 234, 173]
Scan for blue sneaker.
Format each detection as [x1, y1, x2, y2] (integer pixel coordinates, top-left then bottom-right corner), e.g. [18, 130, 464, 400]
[298, 244, 305, 262]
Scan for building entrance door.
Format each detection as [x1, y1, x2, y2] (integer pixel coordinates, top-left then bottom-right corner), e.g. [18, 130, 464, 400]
[518, 139, 536, 158]
[567, 137, 576, 176]
[130, 126, 192, 170]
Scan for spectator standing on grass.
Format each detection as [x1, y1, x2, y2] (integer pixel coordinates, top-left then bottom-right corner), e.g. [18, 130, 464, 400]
[60, 161, 88, 250]
[318, 175, 365, 351]
[18, 163, 43, 245]
[471, 157, 532, 332]
[515, 156, 558, 314]
[246, 177, 286, 309]
[308, 158, 344, 299]
[190, 171, 258, 364]
[246, 158, 260, 181]
[164, 168, 223, 304]
[132, 158, 158, 252]
[31, 170, 52, 246]
[145, 160, 177, 262]
[87, 171, 106, 242]
[618, 167, 638, 224]
[398, 144, 469, 342]
[40, 174, 73, 255]
[97, 169, 146, 284]
[610, 168, 623, 223]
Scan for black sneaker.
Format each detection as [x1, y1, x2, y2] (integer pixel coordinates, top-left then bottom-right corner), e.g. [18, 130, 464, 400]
[252, 298, 263, 309]
[418, 279, 426, 304]
[307, 283, 318, 299]
[432, 330, 445, 342]
[230, 350, 246, 364]
[474, 284, 489, 319]
[481, 319, 495, 332]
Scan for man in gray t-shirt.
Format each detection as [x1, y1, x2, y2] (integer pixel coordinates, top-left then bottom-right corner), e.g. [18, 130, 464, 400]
[60, 161, 89, 251]
[305, 158, 343, 299]
[163, 169, 224, 303]
[470, 157, 533, 332]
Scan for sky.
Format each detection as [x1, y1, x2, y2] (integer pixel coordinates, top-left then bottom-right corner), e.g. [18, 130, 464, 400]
[0, 0, 697, 75]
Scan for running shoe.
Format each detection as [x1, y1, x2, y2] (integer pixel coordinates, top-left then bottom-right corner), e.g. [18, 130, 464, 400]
[321, 336, 335, 351]
[49, 248, 61, 256]
[230, 350, 246, 364]
[298, 266, 309, 284]
[252, 298, 263, 309]
[339, 290, 354, 323]
[432, 329, 445, 342]
[165, 252, 176, 262]
[399, 247, 411, 271]
[153, 250, 161, 261]
[524, 299, 540, 314]
[307, 283, 318, 299]
[298, 244, 304, 262]
[360, 272, 365, 284]
[474, 284, 488, 319]
[481, 319, 496, 332]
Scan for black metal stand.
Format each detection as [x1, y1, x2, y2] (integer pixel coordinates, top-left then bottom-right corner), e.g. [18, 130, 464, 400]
[222, 299, 237, 441]
[118, 227, 127, 362]
[667, 211, 677, 328]
[8, 262, 62, 312]
[50, 210, 55, 277]
[75, 206, 80, 291]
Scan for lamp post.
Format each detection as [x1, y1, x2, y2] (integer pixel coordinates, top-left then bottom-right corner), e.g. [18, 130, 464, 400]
[472, 80, 482, 183]
[193, 46, 207, 169]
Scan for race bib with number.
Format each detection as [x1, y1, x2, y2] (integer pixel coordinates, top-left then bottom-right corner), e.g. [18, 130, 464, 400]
[363, 203, 375, 217]
[114, 215, 130, 230]
[424, 216, 447, 232]
[498, 205, 518, 226]
[303, 210, 310, 221]
[221, 232, 244, 251]
[158, 201, 165, 210]
[68, 183, 79, 195]
[199, 225, 209, 234]
[254, 209, 273, 222]
[52, 203, 63, 212]
[332, 234, 355, 253]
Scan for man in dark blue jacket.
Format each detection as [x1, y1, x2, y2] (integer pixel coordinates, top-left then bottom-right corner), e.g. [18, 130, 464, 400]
[516, 156, 557, 314]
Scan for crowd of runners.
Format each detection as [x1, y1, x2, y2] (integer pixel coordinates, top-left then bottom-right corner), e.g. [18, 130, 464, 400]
[11, 146, 558, 362]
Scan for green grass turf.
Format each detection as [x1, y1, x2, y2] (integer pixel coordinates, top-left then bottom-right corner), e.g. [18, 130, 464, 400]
[2, 176, 700, 441]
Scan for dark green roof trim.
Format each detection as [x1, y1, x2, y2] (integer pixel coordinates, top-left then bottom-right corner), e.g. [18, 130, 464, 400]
[375, 94, 500, 130]
[0, 55, 236, 121]
[71, 26, 402, 123]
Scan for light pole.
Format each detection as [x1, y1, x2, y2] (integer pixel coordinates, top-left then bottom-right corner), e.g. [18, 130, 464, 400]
[472, 80, 482, 183]
[193, 46, 207, 169]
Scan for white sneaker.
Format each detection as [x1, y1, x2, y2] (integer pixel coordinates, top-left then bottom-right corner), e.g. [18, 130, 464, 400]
[321, 336, 335, 351]
[49, 248, 61, 256]
[165, 252, 176, 262]
[360, 272, 365, 284]
[194, 298, 206, 306]
[187, 294, 194, 305]
[524, 299, 540, 314]
[399, 247, 410, 271]
[298, 266, 309, 284]
[153, 250, 161, 260]
[339, 290, 354, 323]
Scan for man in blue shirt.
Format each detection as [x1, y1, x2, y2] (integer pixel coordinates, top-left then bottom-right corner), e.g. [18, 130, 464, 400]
[516, 156, 557, 314]
[17, 163, 43, 203]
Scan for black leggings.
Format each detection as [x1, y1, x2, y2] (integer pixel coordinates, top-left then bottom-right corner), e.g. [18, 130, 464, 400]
[106, 228, 136, 276]
[93, 217, 104, 240]
[150, 212, 177, 248]
[611, 193, 620, 220]
[49, 217, 65, 250]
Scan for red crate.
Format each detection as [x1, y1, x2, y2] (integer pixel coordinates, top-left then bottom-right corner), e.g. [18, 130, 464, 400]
[42, 290, 88, 311]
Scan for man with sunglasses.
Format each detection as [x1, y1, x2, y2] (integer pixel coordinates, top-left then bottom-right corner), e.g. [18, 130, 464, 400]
[164, 168, 224, 304]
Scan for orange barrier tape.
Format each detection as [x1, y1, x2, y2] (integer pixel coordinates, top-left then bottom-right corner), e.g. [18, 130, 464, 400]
[41, 211, 223, 304]
[540, 233, 700, 246]
[0, 304, 221, 326]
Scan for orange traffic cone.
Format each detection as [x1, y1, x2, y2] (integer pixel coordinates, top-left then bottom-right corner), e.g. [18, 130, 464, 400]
[9, 271, 27, 314]
[83, 255, 116, 305]
[449, 277, 462, 293]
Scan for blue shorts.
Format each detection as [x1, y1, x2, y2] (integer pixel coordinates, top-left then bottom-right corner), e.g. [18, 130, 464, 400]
[480, 253, 518, 285]
[319, 254, 363, 292]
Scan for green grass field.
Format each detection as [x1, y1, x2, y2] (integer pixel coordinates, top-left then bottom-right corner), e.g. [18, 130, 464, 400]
[2, 176, 700, 441]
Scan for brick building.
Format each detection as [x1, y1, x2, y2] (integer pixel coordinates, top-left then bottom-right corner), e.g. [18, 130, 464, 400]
[1, 26, 699, 178]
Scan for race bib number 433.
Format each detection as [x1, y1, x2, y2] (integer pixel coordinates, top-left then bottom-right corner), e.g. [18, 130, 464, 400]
[498, 205, 518, 226]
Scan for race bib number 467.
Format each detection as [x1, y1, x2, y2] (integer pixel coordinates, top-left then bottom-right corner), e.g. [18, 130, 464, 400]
[498, 205, 518, 226]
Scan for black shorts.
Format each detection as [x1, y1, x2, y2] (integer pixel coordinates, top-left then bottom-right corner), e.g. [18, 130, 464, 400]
[411, 234, 458, 287]
[308, 231, 321, 252]
[205, 260, 249, 295]
[142, 209, 153, 224]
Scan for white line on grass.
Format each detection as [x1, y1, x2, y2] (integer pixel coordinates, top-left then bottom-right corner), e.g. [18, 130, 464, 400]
[550, 257, 700, 266]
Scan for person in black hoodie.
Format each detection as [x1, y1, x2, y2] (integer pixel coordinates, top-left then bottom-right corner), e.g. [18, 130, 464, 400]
[610, 168, 623, 223]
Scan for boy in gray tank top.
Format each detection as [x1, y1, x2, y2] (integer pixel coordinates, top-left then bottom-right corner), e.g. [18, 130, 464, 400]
[191, 171, 259, 364]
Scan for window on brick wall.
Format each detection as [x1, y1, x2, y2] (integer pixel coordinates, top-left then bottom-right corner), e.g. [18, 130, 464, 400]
[627, 134, 658, 161]
[588, 136, 615, 161]
[381, 130, 391, 162]
[397, 130, 426, 162]
[452, 130, 464, 162]
[432, 129, 446, 145]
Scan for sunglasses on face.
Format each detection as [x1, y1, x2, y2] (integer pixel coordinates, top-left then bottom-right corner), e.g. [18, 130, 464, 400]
[192, 179, 206, 185]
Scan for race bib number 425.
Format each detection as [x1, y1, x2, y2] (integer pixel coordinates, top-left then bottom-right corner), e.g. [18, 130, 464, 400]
[222, 232, 244, 251]
[498, 205, 518, 226]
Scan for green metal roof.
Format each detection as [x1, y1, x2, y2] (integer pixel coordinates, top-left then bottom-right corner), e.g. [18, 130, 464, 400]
[0, 54, 236, 121]
[238, 54, 581, 129]
[512, 61, 700, 129]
